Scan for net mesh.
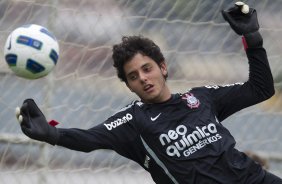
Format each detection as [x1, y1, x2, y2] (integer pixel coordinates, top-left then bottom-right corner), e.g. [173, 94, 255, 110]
[0, 0, 282, 183]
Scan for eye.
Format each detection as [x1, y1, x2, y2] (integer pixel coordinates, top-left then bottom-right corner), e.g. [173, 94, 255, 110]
[128, 74, 137, 81]
[143, 65, 152, 73]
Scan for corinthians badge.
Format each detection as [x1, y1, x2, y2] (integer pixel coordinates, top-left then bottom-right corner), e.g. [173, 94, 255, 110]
[182, 93, 200, 109]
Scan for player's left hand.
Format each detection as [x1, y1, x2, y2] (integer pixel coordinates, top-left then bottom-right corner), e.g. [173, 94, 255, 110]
[222, 1, 259, 35]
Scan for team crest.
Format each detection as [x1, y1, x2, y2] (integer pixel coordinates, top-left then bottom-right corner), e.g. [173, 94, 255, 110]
[182, 93, 200, 109]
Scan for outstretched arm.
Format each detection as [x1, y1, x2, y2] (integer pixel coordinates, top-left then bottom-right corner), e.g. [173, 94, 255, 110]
[209, 2, 275, 121]
[222, 2, 274, 98]
[16, 99, 139, 153]
[15, 98, 108, 151]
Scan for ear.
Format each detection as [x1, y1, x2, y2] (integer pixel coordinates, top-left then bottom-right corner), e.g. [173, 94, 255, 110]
[160, 62, 168, 76]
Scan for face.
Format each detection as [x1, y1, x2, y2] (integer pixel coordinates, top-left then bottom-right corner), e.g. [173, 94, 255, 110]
[124, 53, 171, 103]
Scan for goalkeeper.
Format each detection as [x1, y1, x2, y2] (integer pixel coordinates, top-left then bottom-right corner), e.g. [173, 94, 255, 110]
[15, 2, 282, 184]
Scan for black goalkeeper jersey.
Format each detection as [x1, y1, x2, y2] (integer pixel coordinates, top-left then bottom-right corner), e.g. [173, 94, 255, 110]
[57, 47, 274, 184]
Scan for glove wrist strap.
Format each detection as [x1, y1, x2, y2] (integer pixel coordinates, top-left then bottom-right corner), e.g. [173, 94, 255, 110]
[242, 31, 263, 50]
[46, 126, 59, 145]
[48, 120, 59, 127]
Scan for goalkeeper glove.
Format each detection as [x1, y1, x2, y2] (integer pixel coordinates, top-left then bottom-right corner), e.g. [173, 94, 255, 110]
[222, 1, 262, 48]
[16, 99, 59, 145]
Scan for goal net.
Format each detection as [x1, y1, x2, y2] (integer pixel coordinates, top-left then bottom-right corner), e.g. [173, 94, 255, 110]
[0, 0, 281, 183]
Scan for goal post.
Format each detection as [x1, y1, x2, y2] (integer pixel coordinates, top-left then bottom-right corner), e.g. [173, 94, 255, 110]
[0, 0, 282, 183]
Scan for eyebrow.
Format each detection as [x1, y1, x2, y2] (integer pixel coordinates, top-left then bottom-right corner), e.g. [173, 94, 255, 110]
[127, 70, 137, 78]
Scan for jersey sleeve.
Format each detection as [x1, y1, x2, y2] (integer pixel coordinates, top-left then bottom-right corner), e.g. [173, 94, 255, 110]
[206, 47, 275, 122]
[56, 102, 139, 154]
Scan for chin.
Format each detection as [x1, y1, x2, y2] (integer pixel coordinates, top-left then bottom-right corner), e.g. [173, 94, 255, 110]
[145, 96, 161, 103]
[141, 96, 154, 103]
[140, 91, 161, 103]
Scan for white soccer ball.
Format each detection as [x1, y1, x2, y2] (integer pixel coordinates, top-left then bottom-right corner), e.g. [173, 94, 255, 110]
[4, 24, 59, 79]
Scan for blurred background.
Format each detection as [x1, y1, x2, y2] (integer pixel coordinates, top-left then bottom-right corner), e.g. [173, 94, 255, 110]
[0, 0, 281, 183]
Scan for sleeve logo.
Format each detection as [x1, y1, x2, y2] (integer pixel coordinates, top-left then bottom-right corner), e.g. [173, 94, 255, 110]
[104, 113, 133, 130]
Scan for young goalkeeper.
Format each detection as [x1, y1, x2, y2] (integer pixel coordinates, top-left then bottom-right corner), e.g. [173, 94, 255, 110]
[15, 2, 282, 184]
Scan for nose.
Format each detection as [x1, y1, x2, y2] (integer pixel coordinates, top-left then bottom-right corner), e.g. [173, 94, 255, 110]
[139, 72, 147, 83]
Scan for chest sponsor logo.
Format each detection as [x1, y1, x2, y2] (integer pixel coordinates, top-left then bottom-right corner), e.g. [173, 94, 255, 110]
[159, 123, 222, 157]
[104, 113, 133, 130]
[182, 93, 200, 109]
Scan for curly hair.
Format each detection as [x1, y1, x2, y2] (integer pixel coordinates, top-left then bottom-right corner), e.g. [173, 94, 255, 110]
[112, 35, 166, 83]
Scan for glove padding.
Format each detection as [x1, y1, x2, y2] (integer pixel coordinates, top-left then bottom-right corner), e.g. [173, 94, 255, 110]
[16, 99, 59, 145]
[222, 2, 259, 35]
[222, 2, 262, 48]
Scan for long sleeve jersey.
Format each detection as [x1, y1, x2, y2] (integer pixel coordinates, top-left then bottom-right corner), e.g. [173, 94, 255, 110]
[57, 47, 275, 184]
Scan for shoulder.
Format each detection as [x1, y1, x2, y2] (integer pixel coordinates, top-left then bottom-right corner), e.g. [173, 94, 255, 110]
[181, 84, 244, 102]
[182, 86, 211, 95]
[103, 100, 143, 131]
[186, 83, 245, 95]
[112, 100, 143, 115]
[204, 83, 244, 90]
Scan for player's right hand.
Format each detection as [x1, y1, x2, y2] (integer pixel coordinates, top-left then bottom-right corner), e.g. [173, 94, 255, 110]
[16, 99, 59, 145]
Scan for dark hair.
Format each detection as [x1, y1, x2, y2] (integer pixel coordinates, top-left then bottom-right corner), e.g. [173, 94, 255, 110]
[112, 35, 165, 83]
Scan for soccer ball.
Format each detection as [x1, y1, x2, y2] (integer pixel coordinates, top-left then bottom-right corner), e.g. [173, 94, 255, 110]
[4, 24, 59, 79]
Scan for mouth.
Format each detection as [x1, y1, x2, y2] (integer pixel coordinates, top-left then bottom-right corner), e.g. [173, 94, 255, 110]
[144, 84, 154, 92]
